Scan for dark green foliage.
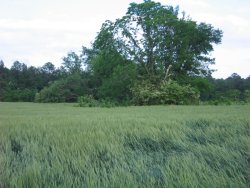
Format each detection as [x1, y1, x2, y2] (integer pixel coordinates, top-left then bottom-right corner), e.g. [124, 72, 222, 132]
[0, 61, 9, 101]
[4, 88, 37, 102]
[216, 89, 241, 102]
[78, 95, 118, 108]
[82, 27, 137, 102]
[35, 74, 90, 103]
[97, 63, 136, 101]
[178, 76, 213, 101]
[207, 99, 232, 106]
[244, 90, 250, 102]
[203, 73, 250, 103]
[131, 81, 199, 105]
[0, 60, 61, 102]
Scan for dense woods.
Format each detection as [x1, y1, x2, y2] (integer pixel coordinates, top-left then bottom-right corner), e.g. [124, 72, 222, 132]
[0, 0, 249, 105]
[1, 59, 249, 104]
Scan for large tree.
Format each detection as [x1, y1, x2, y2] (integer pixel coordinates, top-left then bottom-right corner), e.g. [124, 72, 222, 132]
[62, 52, 83, 74]
[93, 0, 222, 82]
[82, 23, 137, 101]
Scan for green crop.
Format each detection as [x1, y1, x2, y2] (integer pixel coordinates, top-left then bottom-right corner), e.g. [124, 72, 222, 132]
[0, 103, 249, 187]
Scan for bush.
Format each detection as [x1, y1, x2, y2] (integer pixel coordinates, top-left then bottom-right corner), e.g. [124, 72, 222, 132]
[34, 80, 67, 103]
[35, 74, 90, 103]
[131, 81, 200, 105]
[207, 99, 231, 106]
[78, 95, 118, 108]
[78, 95, 98, 107]
[244, 90, 250, 103]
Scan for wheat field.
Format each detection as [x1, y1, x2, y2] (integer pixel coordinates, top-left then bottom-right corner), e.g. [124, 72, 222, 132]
[0, 102, 249, 187]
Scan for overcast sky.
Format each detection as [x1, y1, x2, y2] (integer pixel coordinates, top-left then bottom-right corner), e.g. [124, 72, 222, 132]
[0, 0, 249, 78]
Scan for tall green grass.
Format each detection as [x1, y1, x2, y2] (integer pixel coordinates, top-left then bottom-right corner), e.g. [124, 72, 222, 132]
[0, 103, 249, 187]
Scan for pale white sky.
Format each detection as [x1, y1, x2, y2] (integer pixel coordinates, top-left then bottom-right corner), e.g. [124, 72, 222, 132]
[0, 0, 249, 78]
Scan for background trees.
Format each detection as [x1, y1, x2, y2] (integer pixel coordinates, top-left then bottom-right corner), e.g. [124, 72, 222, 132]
[0, 60, 61, 102]
[1, 1, 249, 105]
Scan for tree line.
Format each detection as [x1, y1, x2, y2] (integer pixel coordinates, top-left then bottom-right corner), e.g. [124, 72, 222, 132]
[0, 0, 249, 105]
[1, 59, 249, 104]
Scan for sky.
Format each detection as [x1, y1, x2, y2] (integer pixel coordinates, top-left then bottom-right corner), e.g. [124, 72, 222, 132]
[0, 0, 249, 78]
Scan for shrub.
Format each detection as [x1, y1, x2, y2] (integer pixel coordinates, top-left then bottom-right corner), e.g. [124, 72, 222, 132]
[78, 95, 117, 108]
[78, 95, 98, 107]
[35, 74, 90, 103]
[131, 81, 200, 105]
[207, 99, 231, 106]
[244, 90, 250, 103]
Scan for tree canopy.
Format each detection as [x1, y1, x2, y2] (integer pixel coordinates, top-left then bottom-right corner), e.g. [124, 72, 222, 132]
[85, 0, 222, 83]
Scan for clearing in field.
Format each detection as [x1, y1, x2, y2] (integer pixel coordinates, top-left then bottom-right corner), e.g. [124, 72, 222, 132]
[0, 102, 249, 187]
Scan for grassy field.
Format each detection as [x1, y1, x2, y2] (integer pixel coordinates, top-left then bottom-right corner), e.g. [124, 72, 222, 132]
[0, 102, 249, 188]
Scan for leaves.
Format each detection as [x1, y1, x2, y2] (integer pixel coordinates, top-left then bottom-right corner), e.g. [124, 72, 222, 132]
[131, 80, 200, 105]
[94, 0, 222, 80]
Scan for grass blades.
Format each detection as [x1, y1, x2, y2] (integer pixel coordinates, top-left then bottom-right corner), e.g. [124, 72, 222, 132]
[0, 103, 249, 187]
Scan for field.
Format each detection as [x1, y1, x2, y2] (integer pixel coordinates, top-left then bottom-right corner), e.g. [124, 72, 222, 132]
[0, 102, 249, 188]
